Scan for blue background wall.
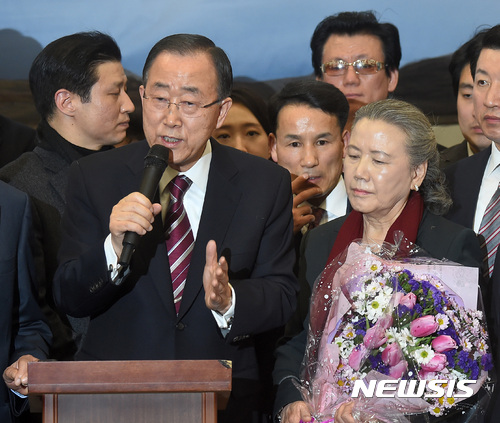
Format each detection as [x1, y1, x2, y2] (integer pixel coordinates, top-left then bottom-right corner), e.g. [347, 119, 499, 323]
[1, 0, 499, 81]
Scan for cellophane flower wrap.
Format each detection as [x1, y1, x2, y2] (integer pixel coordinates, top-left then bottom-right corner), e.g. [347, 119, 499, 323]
[295, 232, 494, 422]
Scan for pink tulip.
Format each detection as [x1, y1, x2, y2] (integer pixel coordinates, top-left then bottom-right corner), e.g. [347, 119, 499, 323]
[389, 360, 408, 379]
[348, 345, 367, 371]
[399, 292, 417, 309]
[363, 323, 387, 349]
[410, 315, 439, 337]
[431, 335, 457, 353]
[421, 353, 448, 372]
[382, 343, 403, 366]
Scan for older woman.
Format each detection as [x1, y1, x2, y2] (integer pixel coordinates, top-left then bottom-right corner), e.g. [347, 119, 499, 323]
[273, 99, 483, 423]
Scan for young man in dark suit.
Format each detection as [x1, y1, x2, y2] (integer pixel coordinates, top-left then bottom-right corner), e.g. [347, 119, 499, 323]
[444, 25, 500, 422]
[52, 34, 298, 423]
[0, 32, 135, 360]
[440, 30, 491, 169]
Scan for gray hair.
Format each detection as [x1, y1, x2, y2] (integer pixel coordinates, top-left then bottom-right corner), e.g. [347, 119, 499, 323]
[352, 99, 452, 215]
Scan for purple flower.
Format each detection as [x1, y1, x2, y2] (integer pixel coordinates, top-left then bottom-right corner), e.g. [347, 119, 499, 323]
[458, 350, 472, 372]
[482, 354, 494, 371]
[444, 350, 456, 369]
[471, 361, 480, 380]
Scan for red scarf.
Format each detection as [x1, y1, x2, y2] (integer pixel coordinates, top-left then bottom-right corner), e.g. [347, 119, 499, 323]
[326, 191, 425, 264]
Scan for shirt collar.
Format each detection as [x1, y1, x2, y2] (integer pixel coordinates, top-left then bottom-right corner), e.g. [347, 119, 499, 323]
[159, 141, 212, 194]
[322, 175, 348, 217]
[485, 143, 500, 177]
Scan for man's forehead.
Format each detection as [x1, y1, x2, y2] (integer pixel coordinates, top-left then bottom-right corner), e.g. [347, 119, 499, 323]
[277, 104, 341, 131]
[477, 48, 500, 71]
[147, 51, 217, 92]
[323, 33, 384, 60]
[94, 61, 126, 85]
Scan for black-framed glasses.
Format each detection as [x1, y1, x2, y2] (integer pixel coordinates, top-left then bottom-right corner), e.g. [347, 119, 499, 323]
[142, 94, 221, 117]
[321, 59, 386, 76]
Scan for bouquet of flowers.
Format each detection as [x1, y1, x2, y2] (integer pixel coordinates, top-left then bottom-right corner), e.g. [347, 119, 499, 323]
[296, 238, 493, 422]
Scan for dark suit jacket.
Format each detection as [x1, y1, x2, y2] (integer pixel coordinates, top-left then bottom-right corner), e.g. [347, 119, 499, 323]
[0, 122, 102, 359]
[444, 144, 491, 228]
[53, 139, 298, 421]
[0, 181, 51, 423]
[439, 140, 469, 170]
[273, 210, 482, 416]
[444, 144, 500, 422]
[0, 114, 36, 169]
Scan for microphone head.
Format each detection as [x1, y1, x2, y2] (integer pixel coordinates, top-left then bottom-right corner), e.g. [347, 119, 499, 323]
[144, 144, 170, 171]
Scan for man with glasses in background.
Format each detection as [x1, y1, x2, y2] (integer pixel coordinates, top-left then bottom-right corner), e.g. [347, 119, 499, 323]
[311, 10, 401, 131]
[285, 10, 402, 271]
[52, 33, 298, 423]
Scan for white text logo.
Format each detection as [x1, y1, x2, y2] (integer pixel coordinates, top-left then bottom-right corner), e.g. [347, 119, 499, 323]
[351, 379, 475, 398]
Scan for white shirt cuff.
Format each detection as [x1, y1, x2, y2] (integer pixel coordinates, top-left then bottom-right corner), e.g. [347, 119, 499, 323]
[211, 284, 235, 337]
[11, 389, 27, 399]
[104, 234, 120, 279]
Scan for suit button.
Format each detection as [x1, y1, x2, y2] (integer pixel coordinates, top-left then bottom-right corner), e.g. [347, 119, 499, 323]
[176, 322, 185, 330]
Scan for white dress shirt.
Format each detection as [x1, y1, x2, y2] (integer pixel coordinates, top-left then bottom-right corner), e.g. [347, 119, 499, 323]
[300, 175, 349, 235]
[473, 144, 500, 233]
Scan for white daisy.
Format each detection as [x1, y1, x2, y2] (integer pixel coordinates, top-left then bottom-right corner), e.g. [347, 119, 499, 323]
[413, 345, 435, 364]
[435, 313, 449, 330]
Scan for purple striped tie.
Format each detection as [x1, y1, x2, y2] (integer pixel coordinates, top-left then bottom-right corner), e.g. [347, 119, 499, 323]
[479, 182, 500, 277]
[165, 175, 194, 313]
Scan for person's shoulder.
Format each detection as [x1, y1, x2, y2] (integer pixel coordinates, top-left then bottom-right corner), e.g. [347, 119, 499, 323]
[75, 140, 148, 169]
[211, 140, 289, 183]
[305, 214, 347, 244]
[420, 210, 476, 240]
[0, 179, 28, 207]
[444, 144, 491, 177]
[0, 149, 44, 182]
[440, 140, 468, 167]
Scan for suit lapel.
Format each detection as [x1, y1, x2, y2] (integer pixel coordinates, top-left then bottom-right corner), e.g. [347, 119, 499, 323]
[460, 146, 490, 227]
[177, 140, 242, 319]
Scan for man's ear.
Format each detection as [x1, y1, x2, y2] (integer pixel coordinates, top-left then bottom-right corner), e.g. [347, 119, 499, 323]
[54, 89, 77, 117]
[139, 85, 145, 107]
[387, 69, 399, 93]
[215, 98, 232, 128]
[342, 129, 350, 158]
[269, 133, 278, 163]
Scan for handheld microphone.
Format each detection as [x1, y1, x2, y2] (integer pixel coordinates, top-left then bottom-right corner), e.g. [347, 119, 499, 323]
[118, 144, 170, 269]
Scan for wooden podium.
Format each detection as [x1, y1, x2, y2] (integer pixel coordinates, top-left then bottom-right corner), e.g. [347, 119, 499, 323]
[28, 360, 232, 423]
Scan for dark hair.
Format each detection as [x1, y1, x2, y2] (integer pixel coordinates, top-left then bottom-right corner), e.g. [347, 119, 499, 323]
[449, 30, 487, 96]
[310, 11, 401, 79]
[353, 99, 452, 215]
[142, 33, 232, 100]
[268, 79, 349, 134]
[470, 24, 500, 77]
[29, 31, 121, 121]
[230, 84, 272, 135]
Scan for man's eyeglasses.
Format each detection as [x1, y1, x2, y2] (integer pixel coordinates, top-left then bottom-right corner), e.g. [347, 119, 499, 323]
[142, 94, 221, 117]
[320, 59, 386, 77]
